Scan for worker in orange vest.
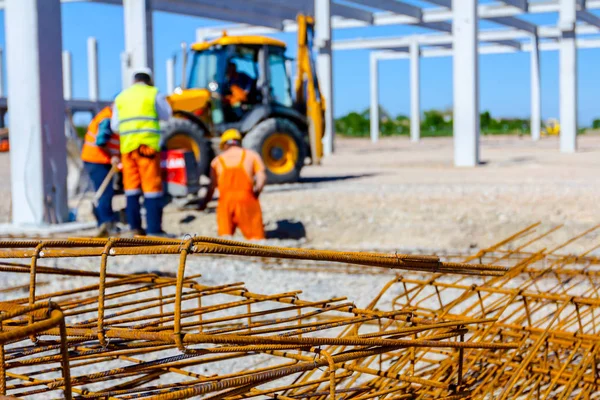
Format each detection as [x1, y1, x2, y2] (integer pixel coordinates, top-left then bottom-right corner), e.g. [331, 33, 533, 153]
[203, 129, 267, 240]
[81, 106, 120, 236]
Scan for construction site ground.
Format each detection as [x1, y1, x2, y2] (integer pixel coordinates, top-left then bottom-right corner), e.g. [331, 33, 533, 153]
[2, 135, 600, 397]
[1, 134, 599, 254]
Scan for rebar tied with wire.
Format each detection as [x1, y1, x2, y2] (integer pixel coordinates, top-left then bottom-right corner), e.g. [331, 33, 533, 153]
[0, 226, 598, 399]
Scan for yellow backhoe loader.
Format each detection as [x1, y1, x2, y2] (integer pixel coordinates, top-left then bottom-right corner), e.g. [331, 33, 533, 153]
[543, 118, 560, 136]
[161, 14, 325, 198]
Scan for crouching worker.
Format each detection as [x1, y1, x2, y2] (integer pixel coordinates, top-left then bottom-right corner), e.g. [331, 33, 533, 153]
[204, 129, 267, 240]
[112, 67, 172, 236]
[81, 105, 120, 236]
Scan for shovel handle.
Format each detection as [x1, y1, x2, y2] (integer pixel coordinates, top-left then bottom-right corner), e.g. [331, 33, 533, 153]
[93, 164, 119, 207]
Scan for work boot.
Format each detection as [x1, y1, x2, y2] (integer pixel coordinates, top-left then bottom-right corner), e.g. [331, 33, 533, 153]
[126, 194, 143, 231]
[95, 222, 122, 238]
[95, 222, 110, 238]
[144, 196, 164, 235]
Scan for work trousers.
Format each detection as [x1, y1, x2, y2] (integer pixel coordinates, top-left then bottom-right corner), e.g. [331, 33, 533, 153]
[84, 161, 115, 226]
[122, 146, 163, 234]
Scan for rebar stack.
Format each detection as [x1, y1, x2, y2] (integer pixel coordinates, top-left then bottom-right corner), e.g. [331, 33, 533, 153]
[0, 224, 599, 399]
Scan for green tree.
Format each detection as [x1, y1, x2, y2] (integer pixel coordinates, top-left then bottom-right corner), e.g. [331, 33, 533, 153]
[480, 111, 492, 129]
[335, 112, 370, 137]
[422, 110, 446, 128]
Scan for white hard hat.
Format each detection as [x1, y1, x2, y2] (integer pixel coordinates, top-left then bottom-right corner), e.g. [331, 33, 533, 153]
[132, 67, 153, 80]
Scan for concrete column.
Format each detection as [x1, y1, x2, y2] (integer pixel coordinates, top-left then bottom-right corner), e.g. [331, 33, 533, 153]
[87, 37, 99, 102]
[121, 51, 130, 90]
[0, 48, 4, 98]
[166, 57, 175, 94]
[62, 51, 72, 101]
[315, 0, 334, 155]
[5, 0, 68, 225]
[123, 0, 154, 86]
[370, 52, 379, 143]
[559, 0, 577, 153]
[410, 40, 420, 143]
[452, 0, 479, 167]
[530, 34, 541, 141]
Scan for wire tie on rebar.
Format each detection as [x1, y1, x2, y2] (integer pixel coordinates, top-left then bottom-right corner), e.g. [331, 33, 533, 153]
[102, 336, 111, 350]
[180, 234, 193, 252]
[313, 347, 321, 369]
[46, 298, 54, 315]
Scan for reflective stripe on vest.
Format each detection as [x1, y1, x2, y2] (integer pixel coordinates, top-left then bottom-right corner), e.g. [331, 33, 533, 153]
[115, 84, 161, 154]
[84, 135, 120, 156]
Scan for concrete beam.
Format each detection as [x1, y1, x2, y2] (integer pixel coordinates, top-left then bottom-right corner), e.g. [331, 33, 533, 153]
[498, 0, 528, 11]
[530, 34, 541, 141]
[485, 16, 537, 33]
[374, 37, 600, 60]
[577, 9, 600, 28]
[559, 0, 577, 153]
[186, 0, 298, 21]
[332, 3, 374, 23]
[346, 0, 422, 20]
[316, 0, 334, 155]
[154, 0, 283, 29]
[418, 21, 453, 33]
[87, 37, 99, 102]
[410, 40, 420, 143]
[452, 0, 479, 167]
[254, 0, 312, 15]
[422, 0, 451, 7]
[369, 52, 379, 143]
[6, 0, 68, 225]
[123, 0, 154, 86]
[333, 22, 600, 51]
[491, 39, 523, 49]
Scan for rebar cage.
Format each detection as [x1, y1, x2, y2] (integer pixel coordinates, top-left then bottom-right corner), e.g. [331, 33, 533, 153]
[0, 223, 599, 399]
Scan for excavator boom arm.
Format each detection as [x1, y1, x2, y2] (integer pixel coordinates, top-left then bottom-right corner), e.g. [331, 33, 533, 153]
[295, 14, 325, 165]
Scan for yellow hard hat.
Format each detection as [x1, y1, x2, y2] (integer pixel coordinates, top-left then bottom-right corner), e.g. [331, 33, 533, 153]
[220, 129, 242, 149]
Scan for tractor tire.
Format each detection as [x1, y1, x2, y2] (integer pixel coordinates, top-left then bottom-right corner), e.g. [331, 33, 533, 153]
[243, 118, 306, 184]
[161, 117, 213, 178]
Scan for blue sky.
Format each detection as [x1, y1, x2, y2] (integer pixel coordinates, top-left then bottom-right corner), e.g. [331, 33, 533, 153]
[0, 2, 598, 125]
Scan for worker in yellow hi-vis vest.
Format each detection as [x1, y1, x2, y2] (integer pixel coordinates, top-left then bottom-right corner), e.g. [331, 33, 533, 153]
[111, 68, 172, 236]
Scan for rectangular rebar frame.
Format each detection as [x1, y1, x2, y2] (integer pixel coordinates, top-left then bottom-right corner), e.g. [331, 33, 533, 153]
[0, 225, 598, 399]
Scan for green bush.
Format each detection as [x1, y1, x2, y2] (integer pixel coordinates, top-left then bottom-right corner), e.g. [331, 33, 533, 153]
[333, 109, 569, 138]
[75, 126, 87, 139]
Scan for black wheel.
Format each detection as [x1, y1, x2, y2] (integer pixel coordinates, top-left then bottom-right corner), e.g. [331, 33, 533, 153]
[161, 118, 213, 177]
[243, 118, 306, 184]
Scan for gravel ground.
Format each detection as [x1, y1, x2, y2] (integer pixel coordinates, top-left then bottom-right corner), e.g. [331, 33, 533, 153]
[2, 135, 599, 396]
[1, 134, 599, 253]
[1, 134, 598, 297]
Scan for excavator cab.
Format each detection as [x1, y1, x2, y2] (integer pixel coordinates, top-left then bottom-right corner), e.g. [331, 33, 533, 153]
[163, 15, 324, 194]
[185, 37, 292, 126]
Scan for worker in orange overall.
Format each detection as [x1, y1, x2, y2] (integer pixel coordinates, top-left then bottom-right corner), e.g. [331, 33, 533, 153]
[81, 105, 120, 236]
[111, 68, 172, 236]
[204, 129, 267, 240]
